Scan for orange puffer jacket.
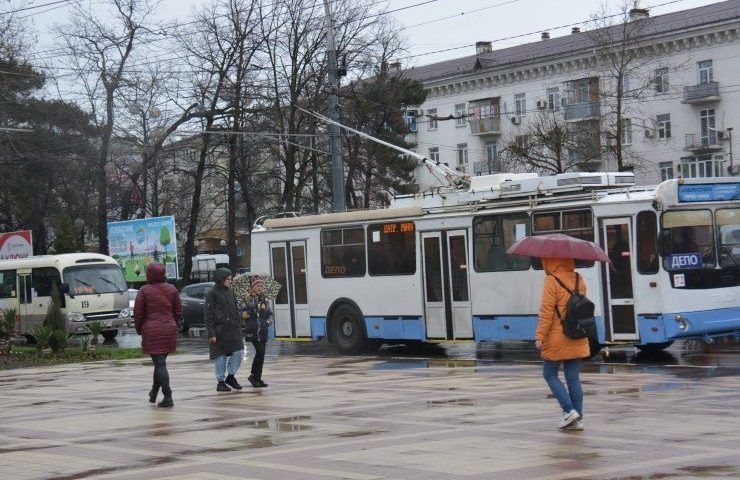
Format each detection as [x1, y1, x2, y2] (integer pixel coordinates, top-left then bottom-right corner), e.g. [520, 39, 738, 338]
[535, 257, 590, 361]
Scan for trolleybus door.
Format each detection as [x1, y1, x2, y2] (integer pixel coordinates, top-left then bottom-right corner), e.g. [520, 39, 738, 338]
[601, 218, 639, 341]
[422, 230, 473, 340]
[269, 241, 310, 338]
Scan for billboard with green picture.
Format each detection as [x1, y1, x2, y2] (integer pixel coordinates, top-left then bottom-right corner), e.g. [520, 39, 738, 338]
[107, 216, 179, 283]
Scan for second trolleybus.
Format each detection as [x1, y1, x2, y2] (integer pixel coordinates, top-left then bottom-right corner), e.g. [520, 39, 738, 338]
[250, 171, 740, 354]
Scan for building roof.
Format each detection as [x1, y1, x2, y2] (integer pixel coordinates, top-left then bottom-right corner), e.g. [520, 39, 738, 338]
[404, 0, 740, 83]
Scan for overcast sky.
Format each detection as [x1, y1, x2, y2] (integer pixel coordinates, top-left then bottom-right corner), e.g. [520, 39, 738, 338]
[25, 0, 723, 67]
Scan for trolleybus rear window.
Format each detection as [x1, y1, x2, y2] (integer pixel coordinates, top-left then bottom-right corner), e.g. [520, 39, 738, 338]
[320, 227, 366, 278]
[661, 209, 715, 270]
[367, 222, 416, 275]
[473, 213, 531, 272]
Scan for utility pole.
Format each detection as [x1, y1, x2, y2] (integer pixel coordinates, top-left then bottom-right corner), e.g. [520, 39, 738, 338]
[323, 0, 346, 212]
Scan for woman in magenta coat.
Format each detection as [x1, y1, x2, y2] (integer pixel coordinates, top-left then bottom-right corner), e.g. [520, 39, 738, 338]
[134, 263, 182, 407]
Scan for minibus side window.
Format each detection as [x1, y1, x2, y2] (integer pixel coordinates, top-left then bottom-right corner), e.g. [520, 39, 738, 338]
[0, 270, 17, 299]
[32, 267, 62, 297]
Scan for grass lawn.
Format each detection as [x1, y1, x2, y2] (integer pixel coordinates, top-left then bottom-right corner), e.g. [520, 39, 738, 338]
[0, 345, 147, 370]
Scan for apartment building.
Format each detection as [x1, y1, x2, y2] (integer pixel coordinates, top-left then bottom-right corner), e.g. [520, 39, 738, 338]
[403, 0, 740, 190]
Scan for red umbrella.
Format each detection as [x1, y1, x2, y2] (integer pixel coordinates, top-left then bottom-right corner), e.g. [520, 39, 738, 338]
[506, 233, 611, 262]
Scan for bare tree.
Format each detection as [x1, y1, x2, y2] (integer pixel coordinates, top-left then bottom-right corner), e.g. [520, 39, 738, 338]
[57, 0, 159, 252]
[259, 0, 387, 213]
[588, 1, 679, 171]
[500, 110, 600, 174]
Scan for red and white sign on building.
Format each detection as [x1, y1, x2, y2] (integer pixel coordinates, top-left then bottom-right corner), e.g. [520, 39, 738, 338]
[0, 230, 33, 260]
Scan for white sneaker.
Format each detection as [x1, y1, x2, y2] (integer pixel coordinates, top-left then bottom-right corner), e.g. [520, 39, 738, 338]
[558, 409, 581, 429]
[565, 419, 584, 430]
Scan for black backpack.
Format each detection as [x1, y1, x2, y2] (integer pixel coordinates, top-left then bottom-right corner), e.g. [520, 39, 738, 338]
[549, 273, 597, 340]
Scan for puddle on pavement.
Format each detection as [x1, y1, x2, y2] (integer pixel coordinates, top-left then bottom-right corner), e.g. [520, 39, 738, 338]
[334, 429, 388, 438]
[426, 398, 475, 407]
[244, 416, 313, 432]
[612, 464, 738, 479]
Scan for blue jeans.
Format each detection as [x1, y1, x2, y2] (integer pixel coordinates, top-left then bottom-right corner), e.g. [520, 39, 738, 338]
[213, 349, 243, 382]
[543, 359, 583, 417]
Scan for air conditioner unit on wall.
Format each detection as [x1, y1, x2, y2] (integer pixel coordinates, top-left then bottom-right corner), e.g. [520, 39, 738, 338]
[510, 116, 521, 125]
[644, 129, 655, 138]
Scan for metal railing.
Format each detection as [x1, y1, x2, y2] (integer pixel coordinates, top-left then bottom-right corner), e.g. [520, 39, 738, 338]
[685, 133, 721, 151]
[683, 81, 719, 103]
[473, 159, 500, 175]
[468, 116, 501, 135]
[563, 101, 600, 121]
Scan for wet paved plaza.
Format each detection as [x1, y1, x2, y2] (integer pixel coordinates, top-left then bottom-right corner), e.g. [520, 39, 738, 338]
[0, 337, 739, 479]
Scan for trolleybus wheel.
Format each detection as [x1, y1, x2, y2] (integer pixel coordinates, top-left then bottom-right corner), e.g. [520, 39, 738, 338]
[330, 304, 367, 354]
[636, 341, 674, 354]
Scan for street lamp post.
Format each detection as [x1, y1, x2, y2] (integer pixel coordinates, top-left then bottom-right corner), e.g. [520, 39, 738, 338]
[727, 127, 734, 174]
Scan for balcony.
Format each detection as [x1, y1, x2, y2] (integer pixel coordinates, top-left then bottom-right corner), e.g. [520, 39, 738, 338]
[564, 101, 600, 121]
[683, 81, 720, 104]
[685, 133, 723, 153]
[468, 117, 501, 136]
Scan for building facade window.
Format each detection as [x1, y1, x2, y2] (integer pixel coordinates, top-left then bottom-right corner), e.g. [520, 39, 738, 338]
[427, 108, 437, 130]
[659, 161, 674, 181]
[621, 74, 631, 96]
[657, 114, 671, 139]
[700, 109, 716, 145]
[621, 118, 632, 145]
[546, 87, 559, 111]
[680, 155, 723, 178]
[515, 93, 526, 117]
[428, 147, 439, 163]
[698, 59, 713, 84]
[405, 110, 417, 132]
[485, 142, 498, 171]
[455, 103, 466, 127]
[457, 143, 468, 165]
[655, 67, 669, 93]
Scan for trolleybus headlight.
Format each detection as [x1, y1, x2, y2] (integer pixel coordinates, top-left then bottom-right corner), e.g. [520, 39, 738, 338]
[66, 312, 86, 323]
[675, 314, 688, 332]
[118, 308, 131, 319]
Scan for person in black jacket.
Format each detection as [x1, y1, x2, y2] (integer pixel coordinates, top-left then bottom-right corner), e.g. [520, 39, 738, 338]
[205, 268, 244, 392]
[244, 276, 272, 388]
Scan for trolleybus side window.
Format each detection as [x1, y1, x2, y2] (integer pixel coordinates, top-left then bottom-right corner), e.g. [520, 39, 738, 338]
[636, 211, 659, 274]
[0, 270, 16, 299]
[661, 209, 715, 270]
[532, 208, 595, 269]
[367, 221, 416, 276]
[320, 226, 366, 278]
[716, 208, 740, 268]
[32, 267, 62, 297]
[473, 213, 531, 272]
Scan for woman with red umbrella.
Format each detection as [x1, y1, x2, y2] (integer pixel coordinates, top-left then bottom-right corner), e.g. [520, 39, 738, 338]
[508, 233, 609, 431]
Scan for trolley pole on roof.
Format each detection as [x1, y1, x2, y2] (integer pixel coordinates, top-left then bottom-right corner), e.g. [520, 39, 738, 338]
[323, 0, 346, 212]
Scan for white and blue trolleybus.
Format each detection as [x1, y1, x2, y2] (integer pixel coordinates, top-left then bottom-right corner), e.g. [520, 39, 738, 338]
[250, 171, 740, 354]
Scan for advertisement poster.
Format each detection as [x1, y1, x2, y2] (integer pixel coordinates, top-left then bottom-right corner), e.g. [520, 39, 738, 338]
[107, 216, 179, 282]
[0, 230, 33, 260]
